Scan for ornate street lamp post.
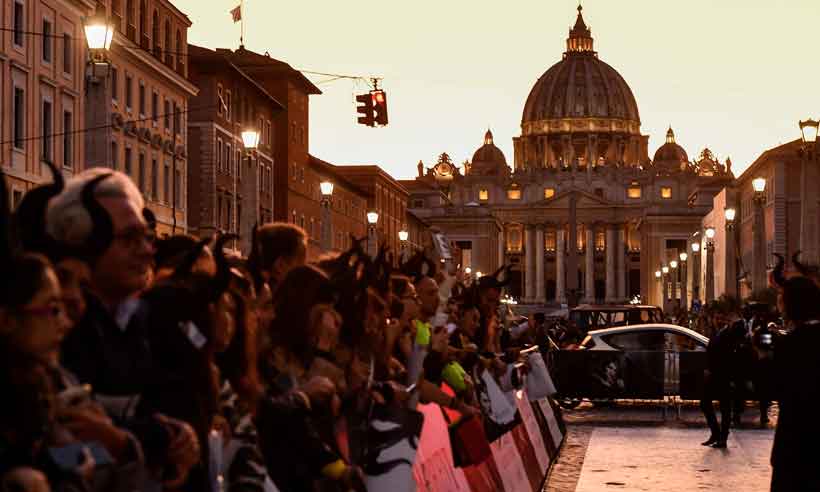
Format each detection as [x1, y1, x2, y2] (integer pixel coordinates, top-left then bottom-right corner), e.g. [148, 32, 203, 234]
[661, 265, 670, 312]
[84, 15, 114, 79]
[724, 207, 737, 297]
[799, 119, 819, 263]
[752, 178, 768, 292]
[367, 211, 379, 258]
[705, 227, 716, 302]
[670, 260, 678, 311]
[238, 128, 259, 250]
[690, 240, 701, 302]
[320, 181, 334, 252]
[398, 228, 409, 263]
[679, 251, 688, 311]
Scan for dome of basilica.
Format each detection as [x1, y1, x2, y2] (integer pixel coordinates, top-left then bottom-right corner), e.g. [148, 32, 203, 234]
[652, 127, 689, 173]
[469, 130, 509, 176]
[521, 6, 640, 126]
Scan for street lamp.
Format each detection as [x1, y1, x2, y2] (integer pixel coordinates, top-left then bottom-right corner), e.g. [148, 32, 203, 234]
[366, 211, 379, 257]
[320, 181, 333, 252]
[799, 120, 819, 264]
[705, 227, 716, 241]
[655, 270, 661, 279]
[800, 118, 819, 146]
[661, 265, 669, 312]
[662, 266, 669, 275]
[752, 178, 767, 291]
[476, 271, 483, 278]
[704, 227, 716, 302]
[670, 260, 678, 269]
[398, 228, 409, 262]
[241, 129, 260, 150]
[465, 267, 472, 275]
[724, 207, 736, 230]
[691, 242, 700, 253]
[679, 252, 688, 262]
[679, 251, 689, 311]
[84, 15, 114, 80]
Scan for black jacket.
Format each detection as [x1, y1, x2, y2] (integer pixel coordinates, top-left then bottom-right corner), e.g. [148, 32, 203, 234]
[706, 322, 752, 383]
[771, 320, 820, 471]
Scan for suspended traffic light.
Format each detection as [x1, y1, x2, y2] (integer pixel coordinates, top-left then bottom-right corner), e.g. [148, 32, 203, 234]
[372, 90, 388, 126]
[356, 92, 375, 127]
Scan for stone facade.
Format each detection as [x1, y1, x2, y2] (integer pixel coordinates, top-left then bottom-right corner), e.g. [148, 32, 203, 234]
[2, 0, 95, 203]
[84, 0, 198, 236]
[404, 7, 732, 308]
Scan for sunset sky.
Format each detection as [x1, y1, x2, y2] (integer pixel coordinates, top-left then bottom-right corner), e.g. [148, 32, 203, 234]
[175, 0, 820, 180]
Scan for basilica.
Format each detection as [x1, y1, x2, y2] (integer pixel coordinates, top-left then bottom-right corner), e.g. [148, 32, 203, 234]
[401, 6, 734, 308]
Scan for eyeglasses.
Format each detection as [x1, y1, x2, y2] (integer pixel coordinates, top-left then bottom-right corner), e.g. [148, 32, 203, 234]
[19, 301, 66, 319]
[113, 227, 156, 249]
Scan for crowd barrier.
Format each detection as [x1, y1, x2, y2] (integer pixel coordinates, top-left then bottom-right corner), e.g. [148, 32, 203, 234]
[411, 389, 566, 492]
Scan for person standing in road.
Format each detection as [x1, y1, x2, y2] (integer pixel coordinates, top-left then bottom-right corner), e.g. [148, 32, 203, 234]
[770, 276, 820, 491]
[700, 308, 746, 448]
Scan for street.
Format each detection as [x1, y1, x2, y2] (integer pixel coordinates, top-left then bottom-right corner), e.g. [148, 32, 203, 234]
[545, 401, 776, 491]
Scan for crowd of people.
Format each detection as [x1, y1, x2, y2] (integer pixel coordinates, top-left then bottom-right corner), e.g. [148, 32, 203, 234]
[0, 165, 554, 492]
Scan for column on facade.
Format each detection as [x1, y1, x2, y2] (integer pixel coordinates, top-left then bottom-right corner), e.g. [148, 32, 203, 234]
[605, 225, 617, 303]
[556, 227, 566, 304]
[584, 226, 595, 303]
[535, 225, 546, 303]
[524, 225, 534, 302]
[800, 156, 819, 264]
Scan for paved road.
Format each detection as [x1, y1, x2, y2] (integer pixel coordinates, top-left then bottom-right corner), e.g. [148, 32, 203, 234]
[575, 427, 773, 491]
[545, 401, 776, 492]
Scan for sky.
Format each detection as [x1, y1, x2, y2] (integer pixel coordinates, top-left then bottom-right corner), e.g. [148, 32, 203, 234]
[176, 0, 820, 180]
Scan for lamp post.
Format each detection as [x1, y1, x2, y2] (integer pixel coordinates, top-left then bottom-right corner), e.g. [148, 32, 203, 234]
[83, 15, 116, 170]
[705, 227, 716, 302]
[679, 251, 688, 311]
[691, 240, 701, 302]
[239, 128, 259, 251]
[661, 265, 670, 312]
[670, 260, 678, 311]
[751, 177, 767, 292]
[320, 181, 334, 252]
[367, 211, 379, 258]
[724, 207, 737, 297]
[799, 119, 819, 264]
[398, 228, 409, 263]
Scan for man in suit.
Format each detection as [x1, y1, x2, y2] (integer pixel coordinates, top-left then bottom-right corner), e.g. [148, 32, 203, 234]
[731, 303, 767, 426]
[699, 309, 748, 448]
[770, 276, 820, 491]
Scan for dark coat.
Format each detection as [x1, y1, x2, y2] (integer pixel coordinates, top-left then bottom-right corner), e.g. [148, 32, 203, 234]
[706, 322, 753, 384]
[771, 320, 820, 474]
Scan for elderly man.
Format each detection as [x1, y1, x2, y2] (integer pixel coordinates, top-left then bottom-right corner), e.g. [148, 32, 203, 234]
[48, 168, 199, 488]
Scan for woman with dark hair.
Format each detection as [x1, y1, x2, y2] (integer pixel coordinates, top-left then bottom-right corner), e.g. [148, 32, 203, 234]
[256, 265, 364, 492]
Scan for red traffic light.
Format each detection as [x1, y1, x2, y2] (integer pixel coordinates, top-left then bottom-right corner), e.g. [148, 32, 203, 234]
[372, 90, 388, 126]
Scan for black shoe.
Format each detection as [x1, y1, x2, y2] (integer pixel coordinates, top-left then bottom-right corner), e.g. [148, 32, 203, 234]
[711, 440, 727, 448]
[701, 435, 719, 446]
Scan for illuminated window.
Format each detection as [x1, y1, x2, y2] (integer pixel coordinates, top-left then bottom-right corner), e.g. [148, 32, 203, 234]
[507, 185, 521, 200]
[479, 189, 489, 201]
[544, 187, 555, 199]
[545, 231, 556, 252]
[595, 231, 606, 251]
[660, 187, 672, 199]
[627, 185, 641, 199]
[506, 224, 523, 252]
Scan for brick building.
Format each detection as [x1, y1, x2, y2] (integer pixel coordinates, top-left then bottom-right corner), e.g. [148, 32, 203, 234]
[334, 165, 410, 258]
[186, 44, 280, 253]
[220, 46, 321, 224]
[84, 0, 198, 236]
[2, 0, 95, 204]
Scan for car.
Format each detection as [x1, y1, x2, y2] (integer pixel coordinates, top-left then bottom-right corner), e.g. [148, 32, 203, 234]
[553, 324, 710, 406]
[569, 304, 665, 334]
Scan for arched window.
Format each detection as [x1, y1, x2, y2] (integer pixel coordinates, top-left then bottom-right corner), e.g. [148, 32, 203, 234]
[164, 20, 171, 66]
[151, 10, 160, 58]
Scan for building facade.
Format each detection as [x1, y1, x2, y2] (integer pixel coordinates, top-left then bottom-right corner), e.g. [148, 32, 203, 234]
[84, 0, 197, 236]
[334, 165, 410, 259]
[2, 0, 95, 204]
[705, 139, 820, 299]
[186, 44, 280, 253]
[405, 6, 733, 308]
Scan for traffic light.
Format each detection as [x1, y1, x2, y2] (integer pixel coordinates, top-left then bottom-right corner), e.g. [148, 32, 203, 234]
[372, 90, 388, 126]
[356, 92, 375, 127]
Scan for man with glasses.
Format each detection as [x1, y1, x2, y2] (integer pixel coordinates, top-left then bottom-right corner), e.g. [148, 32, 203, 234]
[47, 168, 200, 488]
